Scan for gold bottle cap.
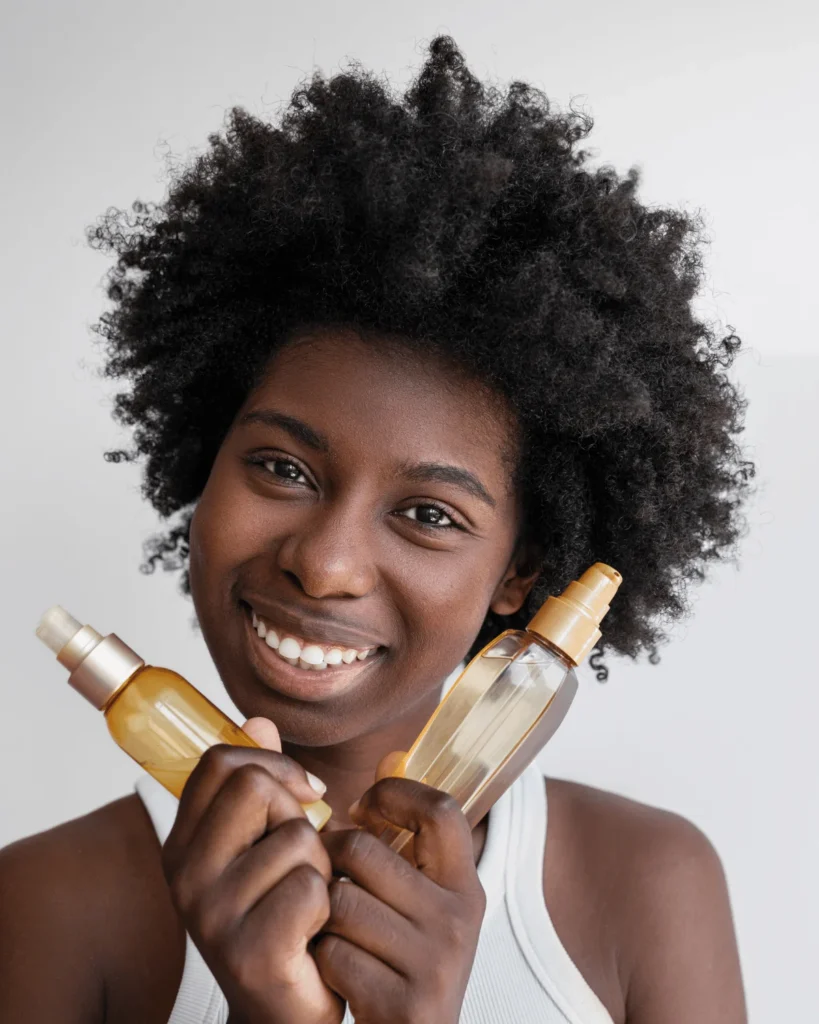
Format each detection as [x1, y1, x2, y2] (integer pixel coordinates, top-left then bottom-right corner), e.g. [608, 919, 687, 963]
[527, 563, 622, 666]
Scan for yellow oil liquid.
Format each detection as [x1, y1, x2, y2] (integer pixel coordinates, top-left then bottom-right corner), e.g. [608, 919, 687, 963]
[138, 757, 206, 797]
[390, 632, 576, 852]
[104, 665, 331, 829]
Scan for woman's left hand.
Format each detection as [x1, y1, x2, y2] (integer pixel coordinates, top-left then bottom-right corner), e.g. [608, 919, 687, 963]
[317, 777, 486, 1024]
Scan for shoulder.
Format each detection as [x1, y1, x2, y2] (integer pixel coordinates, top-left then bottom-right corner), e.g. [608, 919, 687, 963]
[545, 775, 724, 883]
[0, 794, 184, 1023]
[543, 777, 747, 1023]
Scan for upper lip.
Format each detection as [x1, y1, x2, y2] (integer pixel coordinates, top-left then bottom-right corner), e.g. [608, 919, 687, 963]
[242, 597, 386, 650]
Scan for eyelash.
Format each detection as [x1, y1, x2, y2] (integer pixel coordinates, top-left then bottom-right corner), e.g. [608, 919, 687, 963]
[245, 454, 466, 532]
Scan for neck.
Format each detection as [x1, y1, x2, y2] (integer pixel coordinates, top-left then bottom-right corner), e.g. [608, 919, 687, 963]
[282, 685, 444, 829]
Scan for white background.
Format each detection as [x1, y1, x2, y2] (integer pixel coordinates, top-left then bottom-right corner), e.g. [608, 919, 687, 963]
[2, 3, 817, 1021]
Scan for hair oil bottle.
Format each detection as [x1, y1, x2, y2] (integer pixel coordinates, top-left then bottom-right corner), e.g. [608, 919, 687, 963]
[35, 606, 331, 830]
[387, 563, 622, 853]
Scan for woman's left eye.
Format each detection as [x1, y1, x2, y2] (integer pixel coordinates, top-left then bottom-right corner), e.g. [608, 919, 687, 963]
[252, 456, 309, 484]
[270, 460, 307, 482]
[398, 504, 459, 529]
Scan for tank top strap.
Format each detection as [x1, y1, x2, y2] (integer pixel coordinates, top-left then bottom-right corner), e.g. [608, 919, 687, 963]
[504, 764, 613, 1024]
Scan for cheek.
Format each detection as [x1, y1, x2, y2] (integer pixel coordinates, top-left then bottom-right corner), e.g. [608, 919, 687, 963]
[391, 550, 501, 655]
[190, 471, 259, 569]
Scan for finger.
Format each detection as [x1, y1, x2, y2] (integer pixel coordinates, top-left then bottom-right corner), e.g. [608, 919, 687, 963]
[375, 749, 407, 781]
[219, 863, 341, 1021]
[168, 764, 309, 897]
[351, 777, 478, 893]
[167, 745, 326, 855]
[242, 716, 282, 751]
[201, 817, 333, 933]
[315, 932, 404, 1008]
[323, 876, 415, 972]
[322, 827, 438, 922]
[241, 720, 328, 800]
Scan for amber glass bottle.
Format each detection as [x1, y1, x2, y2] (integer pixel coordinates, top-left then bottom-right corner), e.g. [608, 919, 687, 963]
[35, 606, 331, 830]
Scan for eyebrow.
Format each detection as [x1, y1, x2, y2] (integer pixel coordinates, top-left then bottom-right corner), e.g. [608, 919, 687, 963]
[236, 410, 496, 509]
[399, 461, 496, 509]
[236, 410, 330, 453]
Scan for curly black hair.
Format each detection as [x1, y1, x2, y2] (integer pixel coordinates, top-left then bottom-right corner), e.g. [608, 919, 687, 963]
[87, 35, 754, 679]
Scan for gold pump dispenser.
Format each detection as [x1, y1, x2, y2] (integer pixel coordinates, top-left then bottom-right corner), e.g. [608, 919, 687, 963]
[527, 562, 622, 664]
[387, 562, 622, 855]
[35, 607, 331, 831]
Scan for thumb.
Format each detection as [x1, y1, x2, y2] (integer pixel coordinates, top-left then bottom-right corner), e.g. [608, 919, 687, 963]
[375, 750, 408, 782]
[242, 716, 282, 752]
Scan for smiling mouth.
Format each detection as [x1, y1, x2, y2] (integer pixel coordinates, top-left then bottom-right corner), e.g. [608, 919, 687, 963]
[243, 603, 383, 673]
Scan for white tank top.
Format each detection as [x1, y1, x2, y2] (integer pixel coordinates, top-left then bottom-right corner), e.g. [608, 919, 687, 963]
[135, 762, 614, 1024]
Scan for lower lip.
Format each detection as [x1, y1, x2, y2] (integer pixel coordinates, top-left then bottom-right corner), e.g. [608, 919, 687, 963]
[241, 607, 383, 702]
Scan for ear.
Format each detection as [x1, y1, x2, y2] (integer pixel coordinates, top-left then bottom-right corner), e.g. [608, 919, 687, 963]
[489, 545, 541, 617]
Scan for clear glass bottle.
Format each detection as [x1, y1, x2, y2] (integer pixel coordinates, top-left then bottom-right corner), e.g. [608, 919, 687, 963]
[387, 563, 622, 854]
[35, 607, 331, 830]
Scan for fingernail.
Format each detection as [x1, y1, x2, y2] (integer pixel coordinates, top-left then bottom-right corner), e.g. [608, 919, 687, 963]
[306, 771, 327, 796]
[348, 798, 361, 819]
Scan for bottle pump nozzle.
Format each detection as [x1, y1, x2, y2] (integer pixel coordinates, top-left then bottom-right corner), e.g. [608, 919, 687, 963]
[527, 562, 622, 665]
[36, 605, 144, 709]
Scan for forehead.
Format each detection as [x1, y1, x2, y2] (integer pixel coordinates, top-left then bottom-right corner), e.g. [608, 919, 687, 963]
[241, 329, 518, 483]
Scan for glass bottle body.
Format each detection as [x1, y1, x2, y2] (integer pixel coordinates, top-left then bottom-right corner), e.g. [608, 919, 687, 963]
[391, 631, 576, 851]
[103, 665, 331, 830]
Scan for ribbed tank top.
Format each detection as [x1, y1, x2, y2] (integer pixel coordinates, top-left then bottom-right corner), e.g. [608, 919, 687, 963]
[135, 762, 614, 1024]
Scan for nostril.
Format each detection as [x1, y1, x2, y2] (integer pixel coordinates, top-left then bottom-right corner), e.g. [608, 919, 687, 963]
[281, 569, 305, 592]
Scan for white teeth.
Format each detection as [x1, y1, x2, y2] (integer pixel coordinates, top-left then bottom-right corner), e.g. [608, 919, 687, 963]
[251, 609, 378, 669]
[278, 637, 303, 660]
[300, 645, 325, 666]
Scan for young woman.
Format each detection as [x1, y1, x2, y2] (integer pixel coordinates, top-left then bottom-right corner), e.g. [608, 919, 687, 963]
[0, 36, 751, 1024]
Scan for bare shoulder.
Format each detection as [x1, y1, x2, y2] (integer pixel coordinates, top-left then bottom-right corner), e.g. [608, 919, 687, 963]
[0, 794, 183, 1024]
[543, 777, 747, 1024]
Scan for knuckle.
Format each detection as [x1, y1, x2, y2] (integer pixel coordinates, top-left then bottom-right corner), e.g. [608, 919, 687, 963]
[278, 813, 318, 843]
[230, 762, 275, 799]
[196, 743, 232, 773]
[439, 911, 472, 950]
[277, 817, 327, 864]
[426, 788, 462, 824]
[336, 826, 377, 871]
[287, 862, 329, 906]
[167, 865, 200, 918]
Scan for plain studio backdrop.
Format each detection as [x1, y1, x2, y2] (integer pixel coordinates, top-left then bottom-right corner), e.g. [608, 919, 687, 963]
[2, 2, 817, 1020]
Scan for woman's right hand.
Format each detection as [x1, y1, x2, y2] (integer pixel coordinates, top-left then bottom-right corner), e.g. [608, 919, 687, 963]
[161, 719, 343, 1024]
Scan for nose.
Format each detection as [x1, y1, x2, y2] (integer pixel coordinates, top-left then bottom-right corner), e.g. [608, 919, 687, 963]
[275, 504, 377, 599]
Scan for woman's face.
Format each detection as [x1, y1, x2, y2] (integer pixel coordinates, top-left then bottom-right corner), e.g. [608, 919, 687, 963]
[188, 329, 536, 747]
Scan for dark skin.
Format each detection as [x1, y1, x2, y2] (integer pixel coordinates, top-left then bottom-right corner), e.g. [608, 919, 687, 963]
[0, 329, 747, 1023]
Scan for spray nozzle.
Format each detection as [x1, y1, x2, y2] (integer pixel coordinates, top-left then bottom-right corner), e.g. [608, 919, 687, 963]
[36, 606, 84, 655]
[526, 562, 622, 665]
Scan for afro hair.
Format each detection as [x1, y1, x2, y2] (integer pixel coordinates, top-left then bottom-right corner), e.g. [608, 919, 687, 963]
[87, 35, 755, 679]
